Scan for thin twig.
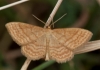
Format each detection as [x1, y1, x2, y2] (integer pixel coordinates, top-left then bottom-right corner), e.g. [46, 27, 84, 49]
[44, 0, 63, 28]
[0, 0, 28, 10]
[21, 58, 31, 70]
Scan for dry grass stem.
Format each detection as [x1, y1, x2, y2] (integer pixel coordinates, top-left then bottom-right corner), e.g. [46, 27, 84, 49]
[0, 0, 28, 10]
[75, 40, 100, 54]
[44, 0, 63, 28]
[21, 58, 31, 70]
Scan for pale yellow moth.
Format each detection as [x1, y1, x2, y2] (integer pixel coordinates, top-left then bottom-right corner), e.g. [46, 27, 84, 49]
[5, 22, 92, 63]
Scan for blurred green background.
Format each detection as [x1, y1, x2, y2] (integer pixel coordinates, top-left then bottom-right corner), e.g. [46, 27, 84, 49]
[0, 0, 100, 70]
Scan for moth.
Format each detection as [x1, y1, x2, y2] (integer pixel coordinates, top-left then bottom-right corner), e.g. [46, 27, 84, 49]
[5, 22, 92, 63]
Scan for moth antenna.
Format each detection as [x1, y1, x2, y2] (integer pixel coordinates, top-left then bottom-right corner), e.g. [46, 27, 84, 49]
[32, 14, 46, 24]
[50, 13, 67, 27]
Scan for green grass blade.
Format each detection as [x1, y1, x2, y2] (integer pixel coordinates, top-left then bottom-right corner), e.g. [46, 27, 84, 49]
[32, 61, 55, 70]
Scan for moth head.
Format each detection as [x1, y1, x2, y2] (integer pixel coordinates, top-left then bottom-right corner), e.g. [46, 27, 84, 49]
[47, 26, 51, 29]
